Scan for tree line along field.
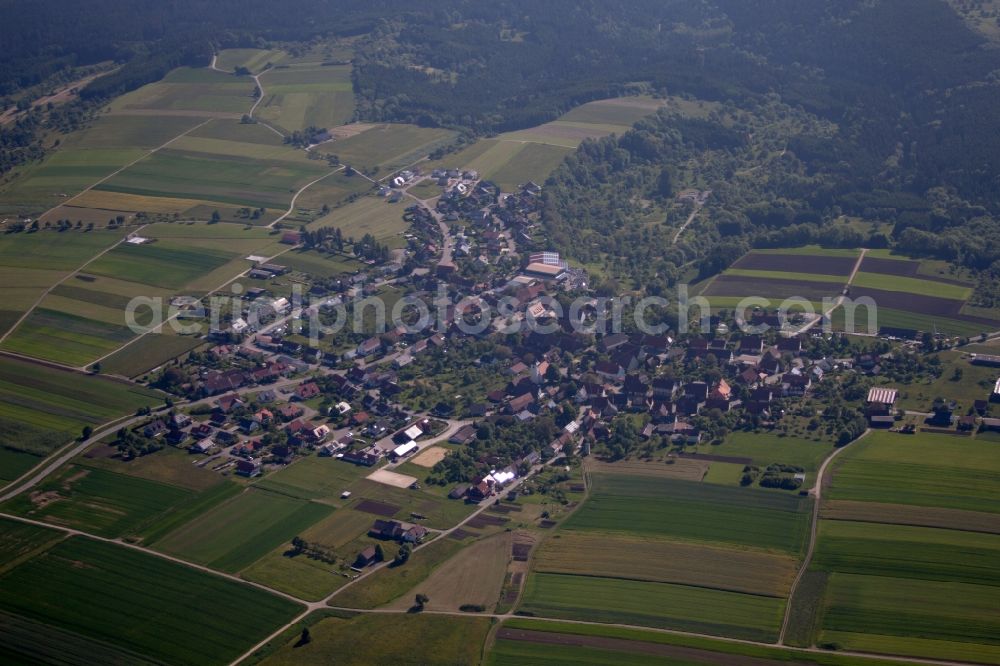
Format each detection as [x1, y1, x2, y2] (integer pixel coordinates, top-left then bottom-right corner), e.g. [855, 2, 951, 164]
[517, 471, 812, 641]
[0, 534, 302, 665]
[786, 430, 1000, 664]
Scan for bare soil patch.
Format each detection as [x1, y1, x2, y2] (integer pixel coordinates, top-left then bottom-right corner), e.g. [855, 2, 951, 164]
[353, 499, 401, 517]
[678, 452, 753, 465]
[366, 468, 417, 488]
[467, 514, 509, 529]
[849, 286, 966, 317]
[410, 446, 449, 468]
[704, 275, 837, 302]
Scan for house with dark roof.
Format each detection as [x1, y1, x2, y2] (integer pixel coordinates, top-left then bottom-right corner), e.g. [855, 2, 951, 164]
[449, 424, 477, 445]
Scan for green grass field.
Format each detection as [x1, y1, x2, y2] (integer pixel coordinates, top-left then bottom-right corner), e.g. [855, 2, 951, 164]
[519, 572, 785, 641]
[1, 307, 136, 365]
[260, 612, 490, 666]
[830, 305, 990, 337]
[701, 432, 835, 481]
[87, 241, 237, 289]
[532, 531, 798, 597]
[94, 148, 328, 210]
[819, 573, 1000, 664]
[0, 537, 302, 665]
[306, 195, 409, 246]
[827, 430, 1000, 513]
[1, 464, 194, 538]
[109, 67, 254, 115]
[257, 65, 355, 133]
[0, 518, 64, 572]
[215, 48, 285, 73]
[253, 454, 373, 500]
[153, 488, 333, 572]
[329, 124, 457, 172]
[425, 139, 572, 191]
[0, 356, 162, 455]
[851, 272, 972, 300]
[563, 474, 811, 554]
[813, 520, 1000, 586]
[99, 332, 205, 377]
[327, 536, 463, 609]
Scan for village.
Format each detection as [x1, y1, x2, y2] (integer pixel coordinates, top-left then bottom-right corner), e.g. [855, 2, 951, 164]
[106, 167, 1000, 578]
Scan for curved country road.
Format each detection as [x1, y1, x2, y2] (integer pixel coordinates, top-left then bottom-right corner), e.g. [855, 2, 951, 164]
[778, 429, 870, 644]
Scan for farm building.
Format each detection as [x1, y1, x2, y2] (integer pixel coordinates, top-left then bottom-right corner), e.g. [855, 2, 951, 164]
[354, 546, 378, 568]
[971, 354, 1000, 368]
[866, 387, 899, 418]
[524, 262, 565, 279]
[391, 441, 418, 459]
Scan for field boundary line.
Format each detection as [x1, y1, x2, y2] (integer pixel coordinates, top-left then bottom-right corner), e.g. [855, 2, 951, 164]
[778, 429, 870, 645]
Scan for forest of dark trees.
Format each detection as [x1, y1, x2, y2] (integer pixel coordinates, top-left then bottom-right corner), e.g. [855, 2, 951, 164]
[1, 0, 997, 286]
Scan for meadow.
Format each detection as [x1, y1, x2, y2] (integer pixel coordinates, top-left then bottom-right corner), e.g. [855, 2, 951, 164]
[519, 572, 785, 641]
[99, 331, 205, 377]
[0, 537, 302, 665]
[86, 241, 236, 289]
[384, 531, 512, 611]
[260, 612, 491, 666]
[699, 431, 835, 482]
[563, 474, 811, 554]
[826, 430, 1000, 513]
[108, 67, 255, 115]
[329, 536, 464, 609]
[498, 96, 665, 149]
[327, 124, 457, 172]
[93, 147, 329, 210]
[256, 65, 355, 133]
[152, 488, 333, 572]
[215, 48, 285, 73]
[252, 454, 374, 500]
[306, 194, 410, 247]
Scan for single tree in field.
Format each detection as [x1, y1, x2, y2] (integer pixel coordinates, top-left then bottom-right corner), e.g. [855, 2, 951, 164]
[81, 426, 93, 440]
[414, 593, 429, 611]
